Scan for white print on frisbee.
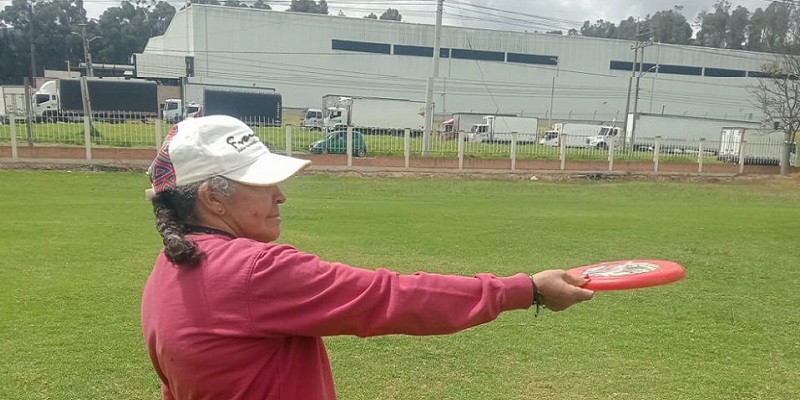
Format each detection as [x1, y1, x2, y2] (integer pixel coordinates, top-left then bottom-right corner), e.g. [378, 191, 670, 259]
[581, 262, 659, 277]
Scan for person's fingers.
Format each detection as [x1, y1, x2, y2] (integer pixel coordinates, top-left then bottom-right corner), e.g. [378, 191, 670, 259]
[561, 271, 590, 287]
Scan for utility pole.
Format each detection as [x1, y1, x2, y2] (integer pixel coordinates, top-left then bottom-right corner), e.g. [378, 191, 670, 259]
[28, 0, 37, 79]
[548, 58, 559, 127]
[74, 23, 101, 77]
[622, 22, 652, 150]
[422, 0, 444, 156]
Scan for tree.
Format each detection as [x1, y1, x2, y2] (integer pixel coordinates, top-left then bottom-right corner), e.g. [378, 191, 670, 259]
[0, 0, 86, 81]
[580, 19, 617, 38]
[648, 7, 692, 45]
[761, 1, 791, 52]
[251, 0, 271, 10]
[746, 7, 766, 51]
[364, 12, 377, 19]
[287, 0, 327, 14]
[754, 59, 800, 175]
[94, 1, 176, 65]
[695, 1, 731, 48]
[379, 7, 401, 21]
[727, 6, 748, 49]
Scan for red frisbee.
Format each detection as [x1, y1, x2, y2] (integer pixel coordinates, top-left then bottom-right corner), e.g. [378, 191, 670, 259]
[567, 259, 685, 291]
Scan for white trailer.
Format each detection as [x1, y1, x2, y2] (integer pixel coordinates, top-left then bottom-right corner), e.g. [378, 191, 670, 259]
[626, 113, 763, 154]
[0, 86, 28, 123]
[468, 116, 539, 144]
[540, 123, 620, 149]
[322, 95, 425, 135]
[718, 127, 796, 166]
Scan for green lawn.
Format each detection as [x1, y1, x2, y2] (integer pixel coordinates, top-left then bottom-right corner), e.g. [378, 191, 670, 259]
[1, 171, 799, 399]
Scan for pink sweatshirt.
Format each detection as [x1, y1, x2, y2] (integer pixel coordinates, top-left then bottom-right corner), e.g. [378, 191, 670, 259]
[141, 234, 534, 400]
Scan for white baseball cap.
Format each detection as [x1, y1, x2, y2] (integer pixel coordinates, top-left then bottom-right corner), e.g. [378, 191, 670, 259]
[148, 115, 311, 194]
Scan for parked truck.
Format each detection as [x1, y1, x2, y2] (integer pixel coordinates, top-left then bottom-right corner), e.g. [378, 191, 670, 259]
[440, 112, 515, 140]
[0, 86, 28, 123]
[718, 127, 797, 165]
[300, 108, 324, 130]
[164, 83, 282, 126]
[322, 95, 425, 136]
[33, 78, 158, 122]
[467, 115, 539, 144]
[539, 122, 620, 149]
[624, 113, 763, 154]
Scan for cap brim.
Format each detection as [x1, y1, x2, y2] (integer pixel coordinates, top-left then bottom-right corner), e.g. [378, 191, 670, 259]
[222, 153, 311, 186]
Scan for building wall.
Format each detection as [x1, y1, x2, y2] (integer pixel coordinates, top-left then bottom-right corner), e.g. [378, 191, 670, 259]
[136, 5, 774, 123]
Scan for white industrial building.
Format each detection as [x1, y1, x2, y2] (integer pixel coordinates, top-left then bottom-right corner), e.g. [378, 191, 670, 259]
[134, 4, 777, 124]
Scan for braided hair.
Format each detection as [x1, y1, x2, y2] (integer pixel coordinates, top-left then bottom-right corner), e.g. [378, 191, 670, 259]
[150, 176, 235, 268]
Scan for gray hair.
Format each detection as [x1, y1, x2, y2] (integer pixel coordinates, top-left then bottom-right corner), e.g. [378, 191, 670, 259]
[151, 176, 235, 268]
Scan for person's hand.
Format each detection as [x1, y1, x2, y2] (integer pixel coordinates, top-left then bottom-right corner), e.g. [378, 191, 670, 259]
[530, 270, 594, 311]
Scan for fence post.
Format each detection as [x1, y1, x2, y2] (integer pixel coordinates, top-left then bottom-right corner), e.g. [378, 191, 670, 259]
[10, 113, 18, 161]
[510, 133, 517, 171]
[653, 136, 661, 173]
[404, 128, 411, 169]
[738, 140, 746, 174]
[155, 118, 163, 154]
[346, 126, 353, 167]
[458, 131, 465, 170]
[608, 136, 615, 172]
[698, 138, 705, 173]
[285, 125, 293, 157]
[560, 133, 567, 171]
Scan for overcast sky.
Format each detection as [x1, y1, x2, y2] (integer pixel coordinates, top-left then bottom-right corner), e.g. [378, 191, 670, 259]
[1, 0, 770, 33]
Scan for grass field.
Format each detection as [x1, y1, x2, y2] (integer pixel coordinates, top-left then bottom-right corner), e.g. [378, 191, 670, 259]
[1, 170, 799, 399]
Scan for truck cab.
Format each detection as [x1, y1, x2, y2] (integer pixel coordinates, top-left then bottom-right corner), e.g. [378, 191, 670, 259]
[163, 99, 202, 123]
[33, 80, 59, 120]
[301, 108, 324, 130]
[586, 126, 621, 150]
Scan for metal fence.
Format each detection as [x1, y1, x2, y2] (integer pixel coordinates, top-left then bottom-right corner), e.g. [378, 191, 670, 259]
[1, 114, 794, 172]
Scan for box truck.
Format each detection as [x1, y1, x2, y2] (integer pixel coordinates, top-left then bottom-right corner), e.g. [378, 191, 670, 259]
[322, 95, 425, 136]
[32, 78, 158, 122]
[164, 82, 282, 126]
[539, 122, 620, 149]
[718, 127, 796, 165]
[625, 113, 763, 154]
[0, 86, 28, 123]
[440, 112, 516, 139]
[468, 115, 539, 144]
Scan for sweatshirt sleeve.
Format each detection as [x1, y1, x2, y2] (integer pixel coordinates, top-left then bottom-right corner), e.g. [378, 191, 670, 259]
[245, 244, 534, 338]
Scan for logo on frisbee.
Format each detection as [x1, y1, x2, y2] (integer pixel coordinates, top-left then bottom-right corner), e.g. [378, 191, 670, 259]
[581, 261, 659, 277]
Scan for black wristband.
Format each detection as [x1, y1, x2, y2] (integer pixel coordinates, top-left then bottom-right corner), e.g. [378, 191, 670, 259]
[529, 275, 545, 317]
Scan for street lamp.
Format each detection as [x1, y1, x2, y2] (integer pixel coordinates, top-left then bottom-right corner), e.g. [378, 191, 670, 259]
[72, 24, 102, 77]
[548, 57, 559, 127]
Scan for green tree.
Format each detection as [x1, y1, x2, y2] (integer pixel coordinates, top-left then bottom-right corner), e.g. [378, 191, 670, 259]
[94, 0, 175, 65]
[288, 0, 327, 14]
[379, 7, 401, 21]
[761, 1, 791, 52]
[648, 7, 692, 45]
[580, 19, 617, 38]
[364, 12, 377, 19]
[0, 0, 86, 80]
[727, 5, 749, 49]
[251, 0, 271, 10]
[695, 1, 731, 48]
[746, 7, 766, 51]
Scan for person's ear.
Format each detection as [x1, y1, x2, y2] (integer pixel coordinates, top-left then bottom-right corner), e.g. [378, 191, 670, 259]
[197, 182, 227, 216]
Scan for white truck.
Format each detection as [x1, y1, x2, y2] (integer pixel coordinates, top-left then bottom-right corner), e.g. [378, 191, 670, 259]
[322, 95, 425, 136]
[32, 78, 159, 122]
[625, 113, 763, 154]
[300, 108, 324, 130]
[718, 127, 797, 166]
[0, 86, 28, 123]
[440, 112, 515, 140]
[164, 82, 282, 126]
[468, 115, 539, 144]
[539, 123, 621, 149]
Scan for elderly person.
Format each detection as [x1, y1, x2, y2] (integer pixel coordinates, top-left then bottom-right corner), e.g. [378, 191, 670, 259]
[141, 115, 594, 400]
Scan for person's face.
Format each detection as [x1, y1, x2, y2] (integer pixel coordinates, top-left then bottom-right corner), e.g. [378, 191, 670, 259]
[220, 182, 286, 243]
